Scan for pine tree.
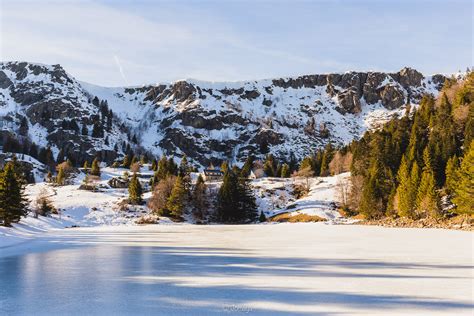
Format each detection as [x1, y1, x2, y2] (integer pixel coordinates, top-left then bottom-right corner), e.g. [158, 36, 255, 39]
[263, 154, 276, 177]
[409, 161, 420, 204]
[216, 169, 257, 223]
[0, 162, 27, 226]
[179, 155, 191, 177]
[83, 160, 89, 172]
[38, 146, 55, 170]
[275, 163, 282, 177]
[299, 157, 313, 173]
[216, 170, 240, 222]
[122, 154, 131, 168]
[156, 156, 169, 181]
[358, 160, 386, 219]
[263, 160, 274, 177]
[320, 143, 334, 176]
[416, 148, 440, 217]
[240, 156, 254, 178]
[130, 155, 138, 168]
[81, 124, 89, 136]
[259, 211, 266, 222]
[463, 103, 474, 150]
[29, 142, 39, 159]
[281, 163, 291, 178]
[395, 156, 413, 217]
[167, 176, 187, 218]
[91, 122, 103, 138]
[192, 174, 208, 219]
[170, 158, 179, 175]
[453, 141, 474, 214]
[220, 161, 229, 174]
[128, 173, 143, 205]
[238, 176, 258, 222]
[19, 117, 29, 136]
[359, 176, 380, 219]
[445, 155, 459, 195]
[150, 159, 157, 171]
[90, 158, 101, 176]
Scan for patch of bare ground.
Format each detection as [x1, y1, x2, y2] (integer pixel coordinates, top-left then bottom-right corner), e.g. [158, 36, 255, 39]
[357, 214, 474, 231]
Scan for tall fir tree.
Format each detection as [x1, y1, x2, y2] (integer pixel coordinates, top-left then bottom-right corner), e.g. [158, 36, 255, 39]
[0, 162, 27, 226]
[238, 175, 258, 222]
[359, 175, 380, 219]
[240, 156, 254, 178]
[216, 170, 240, 222]
[395, 156, 414, 218]
[192, 174, 208, 219]
[83, 160, 89, 172]
[452, 141, 474, 213]
[167, 175, 187, 218]
[445, 155, 459, 195]
[416, 148, 440, 217]
[90, 158, 101, 176]
[122, 154, 131, 168]
[320, 143, 334, 176]
[281, 163, 291, 178]
[128, 173, 143, 205]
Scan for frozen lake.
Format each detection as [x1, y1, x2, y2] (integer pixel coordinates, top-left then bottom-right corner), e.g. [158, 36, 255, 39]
[0, 224, 472, 315]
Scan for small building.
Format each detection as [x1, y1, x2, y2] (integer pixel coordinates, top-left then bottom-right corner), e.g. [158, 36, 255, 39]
[108, 177, 129, 188]
[203, 168, 223, 182]
[250, 168, 265, 179]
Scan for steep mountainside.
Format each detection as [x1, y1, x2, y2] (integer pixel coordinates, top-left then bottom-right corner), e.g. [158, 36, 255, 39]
[0, 61, 446, 166]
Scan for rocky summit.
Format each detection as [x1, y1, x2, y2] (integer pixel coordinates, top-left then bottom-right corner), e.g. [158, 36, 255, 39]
[0, 61, 446, 166]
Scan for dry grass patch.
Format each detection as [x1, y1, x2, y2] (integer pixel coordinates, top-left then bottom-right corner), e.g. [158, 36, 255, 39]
[136, 215, 159, 225]
[270, 212, 326, 223]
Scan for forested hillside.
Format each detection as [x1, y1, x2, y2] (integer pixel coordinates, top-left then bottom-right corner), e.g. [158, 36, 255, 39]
[347, 72, 473, 218]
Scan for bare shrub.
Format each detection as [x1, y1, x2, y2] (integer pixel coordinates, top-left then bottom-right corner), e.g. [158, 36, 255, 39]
[34, 188, 55, 217]
[348, 175, 364, 211]
[148, 175, 176, 216]
[336, 176, 351, 208]
[293, 166, 314, 190]
[329, 151, 353, 175]
[130, 162, 141, 174]
[136, 215, 159, 225]
[292, 183, 309, 199]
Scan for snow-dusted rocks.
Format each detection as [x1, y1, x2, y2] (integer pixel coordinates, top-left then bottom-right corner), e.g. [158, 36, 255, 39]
[1, 62, 446, 166]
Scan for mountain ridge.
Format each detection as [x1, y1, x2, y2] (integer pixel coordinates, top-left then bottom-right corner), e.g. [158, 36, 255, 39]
[0, 61, 448, 167]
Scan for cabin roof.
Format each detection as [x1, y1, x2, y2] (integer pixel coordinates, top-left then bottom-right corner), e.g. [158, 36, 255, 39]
[203, 169, 223, 175]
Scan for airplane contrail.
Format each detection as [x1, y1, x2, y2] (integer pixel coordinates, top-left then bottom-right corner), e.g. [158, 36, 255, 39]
[113, 55, 129, 86]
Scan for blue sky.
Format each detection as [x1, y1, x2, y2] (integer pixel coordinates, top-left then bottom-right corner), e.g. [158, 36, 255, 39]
[1, 0, 472, 86]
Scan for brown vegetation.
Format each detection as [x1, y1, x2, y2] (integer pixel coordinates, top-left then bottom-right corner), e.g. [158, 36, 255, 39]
[270, 212, 326, 223]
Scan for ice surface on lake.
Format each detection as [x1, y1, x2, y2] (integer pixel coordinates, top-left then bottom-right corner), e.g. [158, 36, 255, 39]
[0, 224, 472, 315]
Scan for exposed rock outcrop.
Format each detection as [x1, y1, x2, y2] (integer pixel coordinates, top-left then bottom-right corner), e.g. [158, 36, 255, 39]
[0, 61, 448, 167]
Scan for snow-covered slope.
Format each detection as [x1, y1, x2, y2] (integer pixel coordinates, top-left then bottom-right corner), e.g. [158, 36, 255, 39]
[0, 169, 349, 248]
[1, 61, 447, 166]
[254, 173, 350, 221]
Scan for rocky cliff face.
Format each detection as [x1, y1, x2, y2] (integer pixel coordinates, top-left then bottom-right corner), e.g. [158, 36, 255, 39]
[0, 61, 446, 166]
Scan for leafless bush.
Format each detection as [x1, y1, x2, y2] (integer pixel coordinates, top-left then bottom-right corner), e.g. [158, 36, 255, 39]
[348, 175, 364, 211]
[130, 162, 141, 173]
[336, 176, 351, 207]
[34, 188, 55, 217]
[329, 151, 353, 175]
[148, 175, 176, 216]
[292, 166, 314, 190]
